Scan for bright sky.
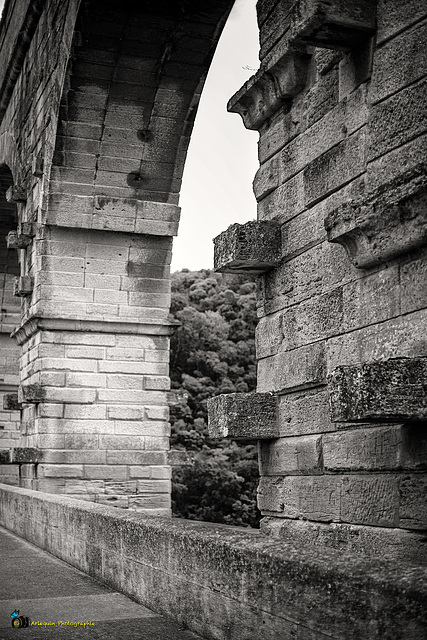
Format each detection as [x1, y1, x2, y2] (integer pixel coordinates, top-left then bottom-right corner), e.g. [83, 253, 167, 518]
[0, 0, 260, 272]
[173, 0, 260, 271]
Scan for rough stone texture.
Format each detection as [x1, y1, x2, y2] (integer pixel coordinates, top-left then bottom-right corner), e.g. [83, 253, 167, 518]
[213, 221, 282, 274]
[207, 392, 279, 439]
[290, 0, 377, 51]
[328, 359, 427, 422]
[1, 485, 427, 640]
[260, 517, 427, 566]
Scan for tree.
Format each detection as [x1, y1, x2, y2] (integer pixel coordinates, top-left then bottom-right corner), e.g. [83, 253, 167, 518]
[169, 269, 261, 528]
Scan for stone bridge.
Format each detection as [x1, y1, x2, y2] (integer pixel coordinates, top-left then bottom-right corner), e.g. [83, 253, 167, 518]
[0, 0, 426, 638]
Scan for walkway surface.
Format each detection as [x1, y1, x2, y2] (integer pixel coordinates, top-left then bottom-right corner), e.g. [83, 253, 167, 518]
[0, 526, 203, 639]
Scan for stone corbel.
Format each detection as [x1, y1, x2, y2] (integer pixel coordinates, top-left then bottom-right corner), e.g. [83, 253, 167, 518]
[213, 220, 282, 275]
[325, 165, 427, 268]
[0, 448, 41, 464]
[207, 392, 280, 440]
[6, 185, 27, 203]
[328, 358, 427, 422]
[227, 43, 310, 131]
[18, 384, 45, 404]
[3, 393, 22, 411]
[290, 0, 377, 51]
[13, 276, 33, 297]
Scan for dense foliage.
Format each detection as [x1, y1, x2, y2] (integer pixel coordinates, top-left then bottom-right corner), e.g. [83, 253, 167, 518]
[169, 269, 261, 528]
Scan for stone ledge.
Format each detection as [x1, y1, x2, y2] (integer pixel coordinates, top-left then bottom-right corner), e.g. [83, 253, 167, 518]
[227, 42, 310, 130]
[325, 163, 427, 268]
[0, 484, 426, 639]
[6, 230, 33, 249]
[13, 276, 33, 297]
[327, 358, 427, 422]
[11, 316, 179, 345]
[213, 221, 282, 275]
[207, 392, 280, 439]
[0, 448, 41, 463]
[291, 0, 377, 51]
[3, 393, 21, 410]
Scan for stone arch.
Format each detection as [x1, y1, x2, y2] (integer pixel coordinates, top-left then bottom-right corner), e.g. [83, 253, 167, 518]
[6, 0, 239, 509]
[0, 163, 21, 484]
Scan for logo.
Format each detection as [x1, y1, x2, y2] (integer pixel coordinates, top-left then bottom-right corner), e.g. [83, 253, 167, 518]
[10, 610, 30, 628]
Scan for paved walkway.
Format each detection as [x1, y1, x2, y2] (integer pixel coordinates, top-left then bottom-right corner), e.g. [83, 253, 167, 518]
[0, 526, 203, 639]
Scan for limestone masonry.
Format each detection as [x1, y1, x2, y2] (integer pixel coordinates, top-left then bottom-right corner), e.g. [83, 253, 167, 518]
[0, 0, 426, 600]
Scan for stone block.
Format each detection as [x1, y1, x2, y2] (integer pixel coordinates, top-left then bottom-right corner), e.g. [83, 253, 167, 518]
[227, 43, 309, 130]
[370, 20, 427, 104]
[167, 450, 194, 466]
[207, 393, 279, 440]
[328, 358, 427, 422]
[291, 0, 376, 50]
[214, 221, 282, 275]
[259, 434, 323, 475]
[38, 464, 84, 478]
[401, 251, 427, 314]
[376, 0, 427, 44]
[10, 448, 41, 463]
[260, 517, 427, 565]
[341, 475, 400, 527]
[323, 425, 415, 472]
[6, 185, 26, 202]
[304, 128, 366, 207]
[18, 384, 45, 404]
[278, 388, 336, 436]
[13, 276, 33, 297]
[3, 393, 21, 410]
[258, 475, 341, 521]
[369, 78, 427, 161]
[399, 476, 427, 530]
[326, 309, 427, 372]
[325, 164, 427, 268]
[258, 341, 326, 393]
[6, 230, 33, 249]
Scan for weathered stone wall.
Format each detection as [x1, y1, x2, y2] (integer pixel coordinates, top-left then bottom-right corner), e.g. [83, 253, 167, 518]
[210, 0, 427, 560]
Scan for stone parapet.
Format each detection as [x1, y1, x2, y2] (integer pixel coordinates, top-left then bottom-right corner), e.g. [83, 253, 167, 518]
[207, 392, 280, 439]
[213, 220, 282, 274]
[1, 484, 426, 640]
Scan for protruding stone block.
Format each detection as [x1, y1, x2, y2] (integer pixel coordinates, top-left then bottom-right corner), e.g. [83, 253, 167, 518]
[291, 0, 377, 51]
[13, 276, 33, 297]
[10, 448, 41, 463]
[6, 230, 33, 249]
[167, 450, 194, 466]
[325, 164, 427, 268]
[3, 394, 21, 411]
[5, 185, 26, 202]
[227, 43, 310, 130]
[214, 221, 281, 275]
[328, 358, 427, 422]
[18, 384, 46, 404]
[207, 392, 279, 440]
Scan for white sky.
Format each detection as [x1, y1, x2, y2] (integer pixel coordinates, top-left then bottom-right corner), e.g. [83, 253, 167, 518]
[173, 0, 259, 271]
[0, 0, 260, 272]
